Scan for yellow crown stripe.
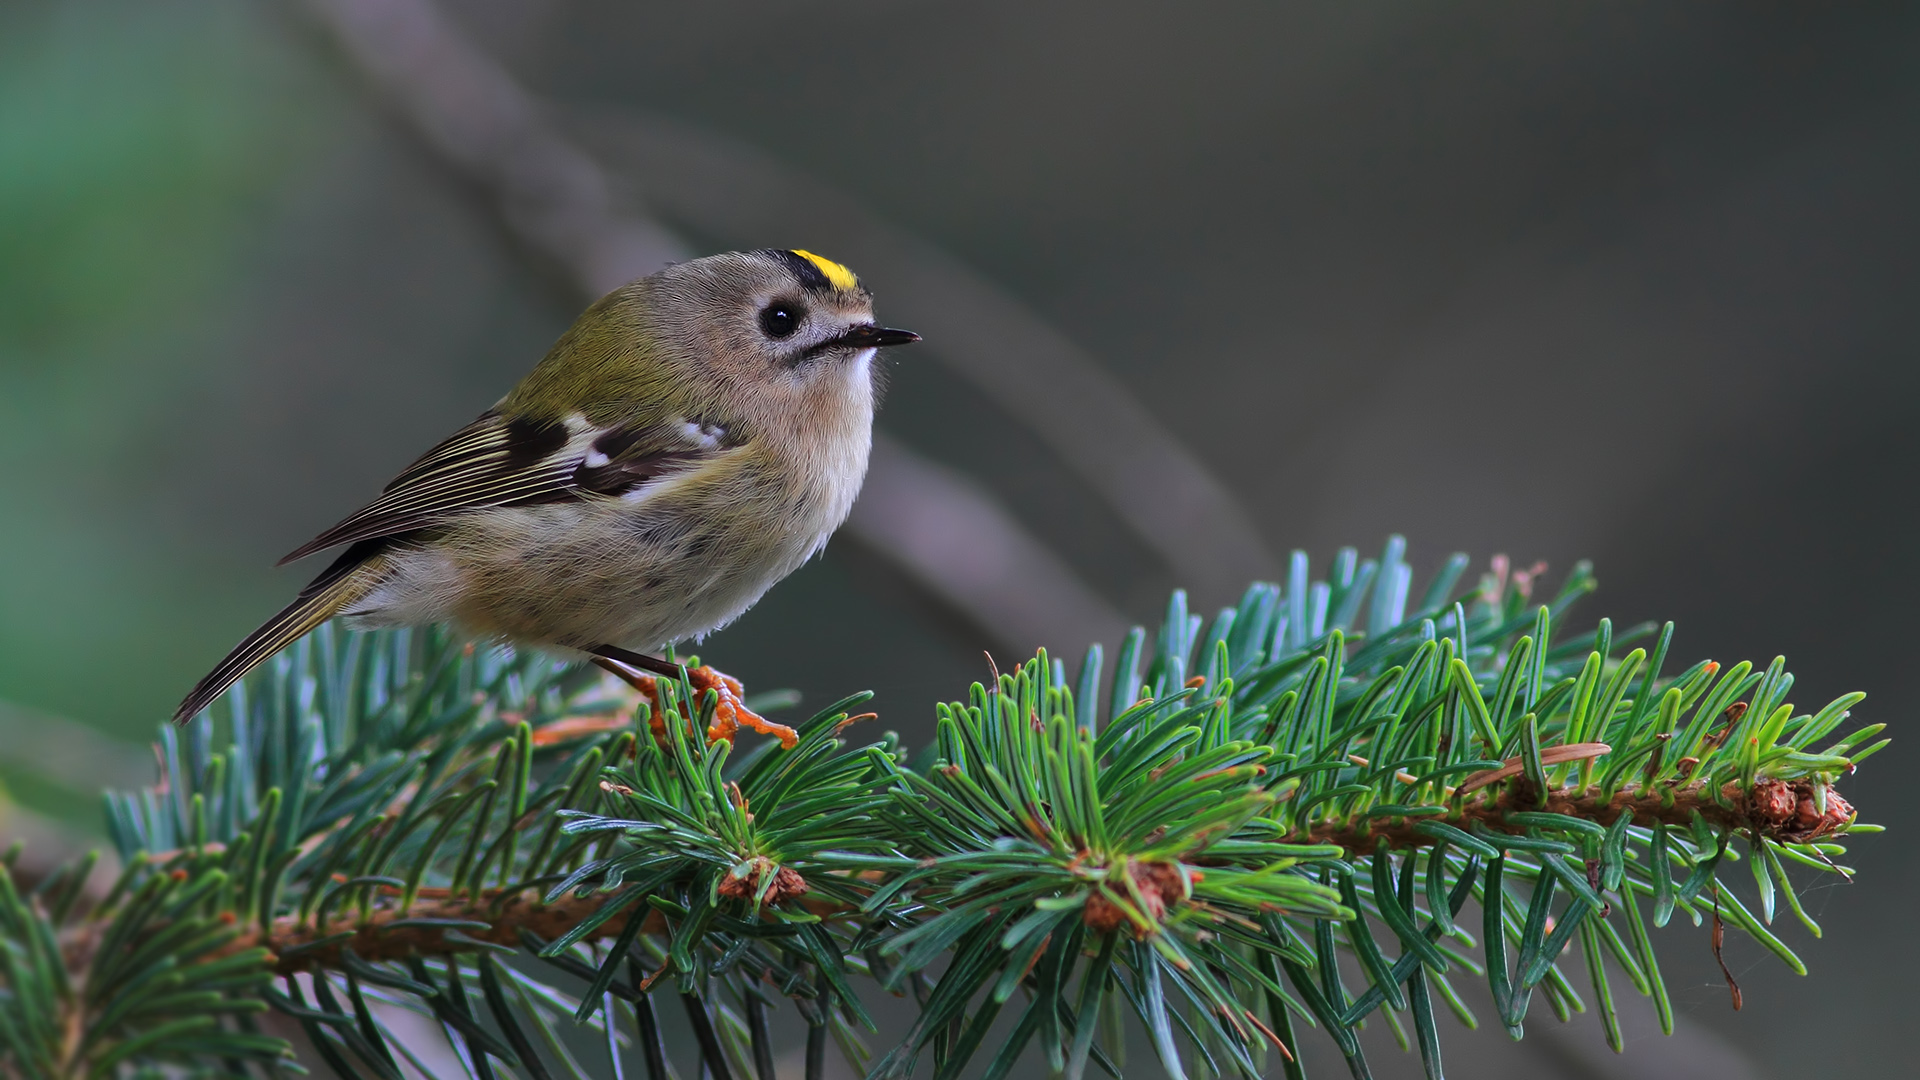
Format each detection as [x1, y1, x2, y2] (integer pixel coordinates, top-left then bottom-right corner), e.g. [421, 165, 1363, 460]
[791, 250, 860, 292]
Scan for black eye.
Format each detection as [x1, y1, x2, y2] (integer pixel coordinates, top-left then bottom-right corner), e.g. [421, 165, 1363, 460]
[759, 303, 800, 338]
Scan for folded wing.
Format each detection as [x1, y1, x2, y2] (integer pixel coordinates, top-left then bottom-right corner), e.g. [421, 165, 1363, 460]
[279, 411, 738, 564]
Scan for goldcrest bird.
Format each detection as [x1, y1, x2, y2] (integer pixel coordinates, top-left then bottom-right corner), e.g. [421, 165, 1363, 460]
[175, 249, 918, 730]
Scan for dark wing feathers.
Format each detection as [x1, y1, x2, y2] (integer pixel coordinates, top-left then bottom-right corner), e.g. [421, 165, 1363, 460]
[278, 411, 735, 564]
[570, 446, 714, 497]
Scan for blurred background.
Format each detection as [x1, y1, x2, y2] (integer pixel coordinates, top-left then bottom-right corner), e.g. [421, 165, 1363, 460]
[2, 1, 1915, 1076]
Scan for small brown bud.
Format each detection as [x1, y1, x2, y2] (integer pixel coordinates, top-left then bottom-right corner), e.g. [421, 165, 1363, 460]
[717, 859, 807, 906]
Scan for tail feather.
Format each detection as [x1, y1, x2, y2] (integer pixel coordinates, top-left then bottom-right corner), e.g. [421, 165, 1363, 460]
[173, 553, 380, 725]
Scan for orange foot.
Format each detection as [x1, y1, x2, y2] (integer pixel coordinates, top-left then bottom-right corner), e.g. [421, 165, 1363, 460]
[591, 658, 798, 750]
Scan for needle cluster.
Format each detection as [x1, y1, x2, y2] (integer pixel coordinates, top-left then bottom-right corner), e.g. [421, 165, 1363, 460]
[0, 538, 1882, 1080]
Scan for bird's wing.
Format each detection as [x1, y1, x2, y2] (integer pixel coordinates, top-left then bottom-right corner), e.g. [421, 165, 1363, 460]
[279, 411, 739, 564]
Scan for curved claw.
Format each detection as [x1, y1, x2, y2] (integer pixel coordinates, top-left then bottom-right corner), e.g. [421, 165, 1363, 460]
[590, 657, 798, 750]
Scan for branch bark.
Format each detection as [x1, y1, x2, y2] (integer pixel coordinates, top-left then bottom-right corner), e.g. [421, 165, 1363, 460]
[1305, 778, 1853, 855]
[255, 890, 645, 975]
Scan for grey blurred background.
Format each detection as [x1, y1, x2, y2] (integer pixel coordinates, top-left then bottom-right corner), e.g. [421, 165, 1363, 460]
[2, 1, 1914, 1077]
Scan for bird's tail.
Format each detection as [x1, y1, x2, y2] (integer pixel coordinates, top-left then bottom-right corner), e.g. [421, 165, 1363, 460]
[173, 551, 381, 725]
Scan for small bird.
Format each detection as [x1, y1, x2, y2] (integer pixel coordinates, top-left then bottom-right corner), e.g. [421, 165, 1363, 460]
[176, 249, 918, 732]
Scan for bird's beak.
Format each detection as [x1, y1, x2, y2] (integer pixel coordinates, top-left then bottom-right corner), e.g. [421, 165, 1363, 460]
[835, 324, 921, 349]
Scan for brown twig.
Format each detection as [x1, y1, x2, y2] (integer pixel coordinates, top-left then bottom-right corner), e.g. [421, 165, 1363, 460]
[240, 882, 842, 975]
[1305, 778, 1853, 855]
[249, 890, 649, 975]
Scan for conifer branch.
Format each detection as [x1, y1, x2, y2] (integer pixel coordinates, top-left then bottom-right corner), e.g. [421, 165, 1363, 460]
[3, 539, 1887, 1080]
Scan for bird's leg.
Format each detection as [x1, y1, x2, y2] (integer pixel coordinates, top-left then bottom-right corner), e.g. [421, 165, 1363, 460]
[588, 643, 683, 679]
[588, 656, 669, 745]
[685, 665, 799, 749]
[588, 645, 798, 750]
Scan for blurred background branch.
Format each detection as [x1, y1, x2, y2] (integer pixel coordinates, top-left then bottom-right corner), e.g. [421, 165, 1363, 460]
[298, 0, 679, 295]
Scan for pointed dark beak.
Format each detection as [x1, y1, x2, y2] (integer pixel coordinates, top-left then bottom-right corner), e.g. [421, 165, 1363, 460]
[836, 324, 920, 349]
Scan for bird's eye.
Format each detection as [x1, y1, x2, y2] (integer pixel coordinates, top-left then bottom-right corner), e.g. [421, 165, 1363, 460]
[759, 303, 800, 339]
